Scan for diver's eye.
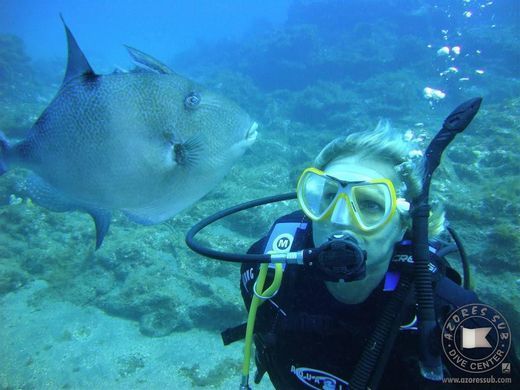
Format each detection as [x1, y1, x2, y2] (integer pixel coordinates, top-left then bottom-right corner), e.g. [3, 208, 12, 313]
[184, 92, 201, 110]
[358, 200, 384, 214]
[323, 191, 336, 203]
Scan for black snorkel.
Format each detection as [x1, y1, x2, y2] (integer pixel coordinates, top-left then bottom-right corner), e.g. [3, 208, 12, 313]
[412, 97, 482, 381]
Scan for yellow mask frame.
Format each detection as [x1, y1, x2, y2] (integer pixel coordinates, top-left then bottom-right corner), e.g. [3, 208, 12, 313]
[296, 167, 400, 232]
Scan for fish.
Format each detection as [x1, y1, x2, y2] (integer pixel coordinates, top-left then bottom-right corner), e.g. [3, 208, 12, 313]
[0, 17, 258, 249]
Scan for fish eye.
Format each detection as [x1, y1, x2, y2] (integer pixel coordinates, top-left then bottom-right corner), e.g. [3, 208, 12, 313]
[184, 92, 201, 110]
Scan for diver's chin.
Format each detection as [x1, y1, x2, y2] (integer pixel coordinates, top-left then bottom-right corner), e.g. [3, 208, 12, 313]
[325, 278, 372, 304]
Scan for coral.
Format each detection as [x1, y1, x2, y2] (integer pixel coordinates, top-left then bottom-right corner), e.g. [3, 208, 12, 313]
[117, 353, 146, 378]
[180, 358, 240, 387]
[139, 308, 187, 337]
[0, 265, 29, 294]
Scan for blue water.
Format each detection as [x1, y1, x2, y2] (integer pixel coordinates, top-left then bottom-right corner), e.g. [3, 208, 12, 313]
[0, 0, 290, 69]
[0, 0, 518, 388]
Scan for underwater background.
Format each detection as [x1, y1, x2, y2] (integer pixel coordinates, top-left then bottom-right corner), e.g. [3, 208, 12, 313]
[0, 0, 518, 388]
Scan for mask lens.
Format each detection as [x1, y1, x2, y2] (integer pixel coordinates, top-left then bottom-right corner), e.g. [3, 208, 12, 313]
[299, 172, 340, 219]
[351, 183, 391, 229]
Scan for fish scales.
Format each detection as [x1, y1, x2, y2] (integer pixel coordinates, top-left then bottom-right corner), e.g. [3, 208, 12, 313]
[0, 19, 258, 248]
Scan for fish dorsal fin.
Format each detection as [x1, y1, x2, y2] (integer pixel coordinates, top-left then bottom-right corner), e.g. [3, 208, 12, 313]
[124, 45, 174, 75]
[60, 15, 96, 84]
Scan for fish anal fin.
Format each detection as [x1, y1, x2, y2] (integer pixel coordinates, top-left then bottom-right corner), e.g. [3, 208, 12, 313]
[88, 209, 111, 250]
[23, 174, 75, 212]
[23, 175, 111, 249]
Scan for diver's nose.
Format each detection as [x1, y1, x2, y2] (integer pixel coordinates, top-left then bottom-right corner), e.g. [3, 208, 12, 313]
[330, 197, 354, 226]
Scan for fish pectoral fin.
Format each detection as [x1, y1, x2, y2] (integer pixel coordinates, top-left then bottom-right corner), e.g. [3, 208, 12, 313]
[60, 15, 96, 84]
[172, 134, 205, 167]
[87, 209, 111, 250]
[124, 45, 175, 75]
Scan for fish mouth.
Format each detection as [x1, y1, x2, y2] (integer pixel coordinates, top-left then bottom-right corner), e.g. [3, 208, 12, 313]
[245, 121, 258, 144]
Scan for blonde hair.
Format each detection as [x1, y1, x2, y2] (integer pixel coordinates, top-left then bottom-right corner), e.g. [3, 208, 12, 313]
[313, 121, 445, 236]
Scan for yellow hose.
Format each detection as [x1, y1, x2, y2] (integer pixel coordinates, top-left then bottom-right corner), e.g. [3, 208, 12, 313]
[241, 263, 284, 386]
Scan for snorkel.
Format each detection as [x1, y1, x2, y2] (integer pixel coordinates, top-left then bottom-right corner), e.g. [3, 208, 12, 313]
[185, 97, 482, 389]
[350, 97, 482, 389]
[412, 97, 482, 381]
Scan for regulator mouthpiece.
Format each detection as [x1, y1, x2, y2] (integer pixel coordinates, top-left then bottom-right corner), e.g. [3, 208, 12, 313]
[311, 233, 367, 282]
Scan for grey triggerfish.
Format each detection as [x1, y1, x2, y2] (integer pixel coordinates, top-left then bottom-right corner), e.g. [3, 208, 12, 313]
[0, 18, 258, 249]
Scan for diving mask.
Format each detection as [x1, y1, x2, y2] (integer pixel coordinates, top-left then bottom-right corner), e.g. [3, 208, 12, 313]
[297, 167, 407, 231]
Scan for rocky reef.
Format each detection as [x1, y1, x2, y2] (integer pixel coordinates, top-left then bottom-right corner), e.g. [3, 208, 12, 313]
[0, 0, 518, 386]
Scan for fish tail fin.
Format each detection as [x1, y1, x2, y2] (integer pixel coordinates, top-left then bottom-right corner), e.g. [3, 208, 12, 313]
[0, 130, 10, 176]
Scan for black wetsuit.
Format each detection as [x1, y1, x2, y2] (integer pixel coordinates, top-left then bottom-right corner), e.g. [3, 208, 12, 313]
[239, 211, 518, 389]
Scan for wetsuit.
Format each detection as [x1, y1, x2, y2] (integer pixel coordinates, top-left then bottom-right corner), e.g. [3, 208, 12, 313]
[239, 211, 517, 389]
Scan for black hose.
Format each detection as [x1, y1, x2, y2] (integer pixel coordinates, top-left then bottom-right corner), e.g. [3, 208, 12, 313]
[435, 244, 458, 258]
[350, 273, 414, 390]
[447, 226, 471, 290]
[412, 204, 441, 379]
[185, 192, 297, 263]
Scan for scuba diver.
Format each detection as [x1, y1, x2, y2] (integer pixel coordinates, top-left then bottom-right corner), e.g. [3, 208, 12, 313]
[186, 98, 519, 389]
[238, 123, 473, 389]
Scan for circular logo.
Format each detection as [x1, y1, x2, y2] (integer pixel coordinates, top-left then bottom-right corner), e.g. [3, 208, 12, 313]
[441, 303, 511, 374]
[272, 233, 293, 252]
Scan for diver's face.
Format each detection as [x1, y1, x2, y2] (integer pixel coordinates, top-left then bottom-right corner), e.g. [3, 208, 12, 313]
[311, 156, 407, 304]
